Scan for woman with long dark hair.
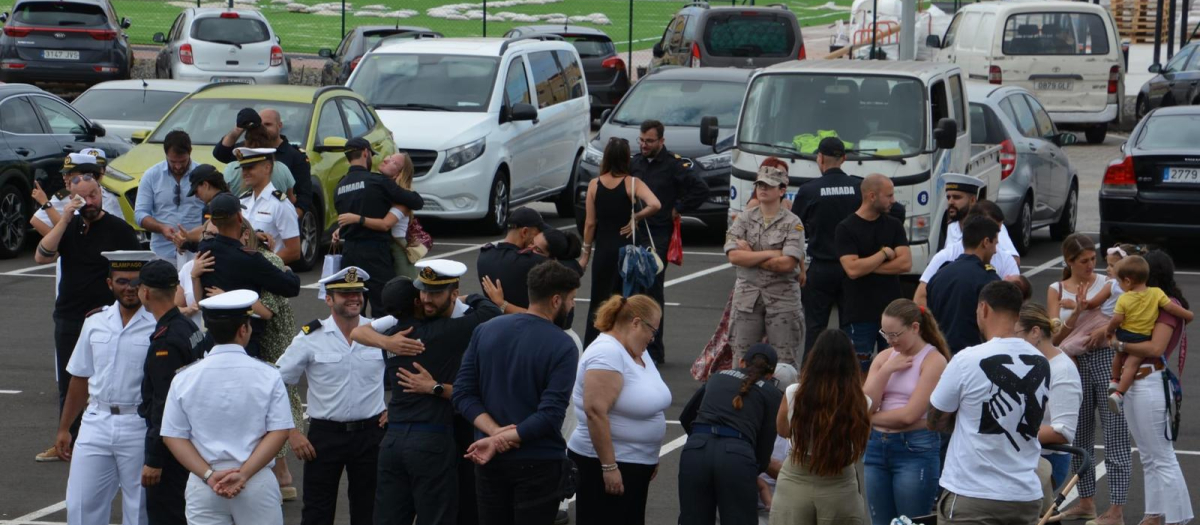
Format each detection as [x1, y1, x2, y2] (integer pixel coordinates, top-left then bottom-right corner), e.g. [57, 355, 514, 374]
[678, 344, 782, 524]
[1118, 250, 1193, 525]
[580, 137, 661, 347]
[861, 299, 949, 525]
[770, 329, 870, 525]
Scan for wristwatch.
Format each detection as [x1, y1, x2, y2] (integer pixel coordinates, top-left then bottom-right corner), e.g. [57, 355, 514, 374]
[40, 202, 52, 211]
[432, 383, 445, 397]
[201, 468, 214, 482]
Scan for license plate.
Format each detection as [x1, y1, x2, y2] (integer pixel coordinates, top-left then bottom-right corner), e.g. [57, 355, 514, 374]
[1162, 167, 1200, 183]
[1035, 81, 1073, 91]
[211, 77, 252, 84]
[42, 50, 79, 60]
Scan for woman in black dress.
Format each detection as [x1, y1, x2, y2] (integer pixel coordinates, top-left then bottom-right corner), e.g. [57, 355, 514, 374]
[580, 137, 661, 346]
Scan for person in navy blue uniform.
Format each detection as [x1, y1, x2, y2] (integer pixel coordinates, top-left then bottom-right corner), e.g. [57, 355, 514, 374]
[333, 137, 424, 317]
[137, 259, 212, 525]
[927, 213, 1002, 354]
[631, 120, 709, 364]
[194, 193, 301, 358]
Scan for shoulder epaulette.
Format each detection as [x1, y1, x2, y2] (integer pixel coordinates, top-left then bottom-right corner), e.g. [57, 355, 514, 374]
[301, 319, 322, 335]
[985, 264, 997, 272]
[85, 306, 106, 318]
[54, 188, 71, 199]
[272, 190, 285, 201]
[794, 223, 804, 232]
[238, 190, 253, 199]
[152, 326, 169, 340]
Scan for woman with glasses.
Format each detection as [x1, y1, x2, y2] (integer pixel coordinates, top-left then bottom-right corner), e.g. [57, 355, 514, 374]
[568, 294, 671, 525]
[861, 299, 950, 525]
[1016, 303, 1081, 495]
[579, 137, 661, 346]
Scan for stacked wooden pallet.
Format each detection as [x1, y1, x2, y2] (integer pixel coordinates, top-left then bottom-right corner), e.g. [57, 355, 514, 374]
[1110, 0, 1172, 43]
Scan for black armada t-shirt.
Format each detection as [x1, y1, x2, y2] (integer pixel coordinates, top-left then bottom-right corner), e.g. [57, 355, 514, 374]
[334, 165, 423, 244]
[55, 213, 140, 320]
[835, 212, 909, 324]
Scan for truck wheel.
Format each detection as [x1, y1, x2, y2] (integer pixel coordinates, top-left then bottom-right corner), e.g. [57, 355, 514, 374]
[1085, 125, 1107, 144]
[0, 177, 28, 259]
[481, 170, 510, 235]
[555, 153, 580, 219]
[1050, 182, 1077, 241]
[1012, 197, 1033, 256]
[292, 206, 320, 272]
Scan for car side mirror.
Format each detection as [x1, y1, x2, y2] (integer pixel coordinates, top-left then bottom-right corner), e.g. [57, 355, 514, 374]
[1149, 63, 1162, 74]
[600, 108, 612, 124]
[1054, 132, 1078, 147]
[120, 17, 131, 29]
[925, 35, 941, 48]
[510, 103, 538, 123]
[318, 48, 333, 58]
[87, 122, 106, 137]
[933, 118, 958, 150]
[276, 36, 281, 44]
[312, 136, 348, 153]
[699, 116, 719, 148]
[0, 13, 8, 24]
[130, 129, 151, 144]
[652, 42, 664, 58]
[152, 32, 165, 43]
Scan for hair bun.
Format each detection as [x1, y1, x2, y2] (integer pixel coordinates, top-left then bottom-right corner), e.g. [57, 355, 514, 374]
[1049, 317, 1064, 336]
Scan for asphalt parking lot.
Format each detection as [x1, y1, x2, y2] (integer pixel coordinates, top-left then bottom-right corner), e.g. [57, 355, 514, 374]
[2, 134, 1198, 524]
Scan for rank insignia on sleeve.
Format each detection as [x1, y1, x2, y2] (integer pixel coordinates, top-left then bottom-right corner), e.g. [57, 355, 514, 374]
[794, 224, 804, 231]
[302, 319, 322, 335]
[155, 350, 169, 357]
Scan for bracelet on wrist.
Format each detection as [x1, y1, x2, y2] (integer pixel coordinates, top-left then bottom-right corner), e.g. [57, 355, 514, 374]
[601, 463, 619, 472]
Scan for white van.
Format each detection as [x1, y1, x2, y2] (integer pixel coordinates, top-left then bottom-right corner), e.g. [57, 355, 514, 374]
[927, 1, 1123, 144]
[347, 37, 591, 232]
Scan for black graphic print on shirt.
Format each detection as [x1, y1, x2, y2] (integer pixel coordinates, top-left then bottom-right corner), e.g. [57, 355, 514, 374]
[978, 353, 1050, 451]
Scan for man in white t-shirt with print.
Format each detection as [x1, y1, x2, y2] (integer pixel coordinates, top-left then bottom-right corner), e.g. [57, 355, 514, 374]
[928, 280, 1051, 524]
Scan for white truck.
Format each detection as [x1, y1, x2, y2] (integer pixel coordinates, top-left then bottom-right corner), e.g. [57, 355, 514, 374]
[703, 60, 1002, 281]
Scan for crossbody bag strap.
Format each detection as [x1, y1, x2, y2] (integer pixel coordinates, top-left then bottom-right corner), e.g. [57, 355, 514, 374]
[627, 176, 636, 246]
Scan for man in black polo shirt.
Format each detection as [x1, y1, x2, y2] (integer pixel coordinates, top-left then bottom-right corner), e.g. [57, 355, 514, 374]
[33, 173, 140, 462]
[632, 119, 708, 364]
[927, 214, 1001, 354]
[791, 137, 862, 354]
[334, 137, 424, 316]
[835, 174, 911, 373]
[214, 108, 314, 217]
[476, 207, 548, 310]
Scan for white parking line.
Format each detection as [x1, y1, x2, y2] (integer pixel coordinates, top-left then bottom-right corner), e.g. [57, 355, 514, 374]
[1023, 256, 1065, 278]
[0, 263, 56, 277]
[0, 390, 21, 394]
[1, 500, 67, 525]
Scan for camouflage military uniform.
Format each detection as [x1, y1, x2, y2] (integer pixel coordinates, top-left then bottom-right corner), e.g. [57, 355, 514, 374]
[724, 205, 806, 365]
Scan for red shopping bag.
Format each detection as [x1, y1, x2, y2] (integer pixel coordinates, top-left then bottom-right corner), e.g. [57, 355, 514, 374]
[667, 215, 683, 266]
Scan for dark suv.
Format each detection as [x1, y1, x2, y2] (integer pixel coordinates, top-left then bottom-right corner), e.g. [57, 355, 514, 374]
[647, 3, 804, 74]
[0, 0, 132, 92]
[505, 25, 630, 119]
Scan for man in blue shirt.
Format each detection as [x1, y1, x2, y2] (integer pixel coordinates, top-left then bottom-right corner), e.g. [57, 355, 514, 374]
[454, 261, 581, 525]
[134, 130, 203, 265]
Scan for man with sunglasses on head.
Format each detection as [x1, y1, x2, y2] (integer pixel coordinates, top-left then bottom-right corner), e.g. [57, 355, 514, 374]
[135, 130, 203, 266]
[31, 153, 123, 237]
[34, 170, 141, 463]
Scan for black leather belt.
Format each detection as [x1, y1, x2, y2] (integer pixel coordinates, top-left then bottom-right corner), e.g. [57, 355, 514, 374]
[310, 416, 380, 432]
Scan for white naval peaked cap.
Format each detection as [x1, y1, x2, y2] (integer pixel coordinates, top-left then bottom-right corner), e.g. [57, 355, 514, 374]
[199, 289, 260, 319]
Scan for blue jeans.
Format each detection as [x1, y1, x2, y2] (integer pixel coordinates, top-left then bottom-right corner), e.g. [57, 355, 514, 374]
[844, 322, 885, 373]
[1043, 452, 1071, 489]
[865, 429, 941, 525]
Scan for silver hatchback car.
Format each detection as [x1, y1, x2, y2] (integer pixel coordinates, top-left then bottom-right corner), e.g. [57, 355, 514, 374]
[152, 8, 288, 85]
[966, 82, 1080, 254]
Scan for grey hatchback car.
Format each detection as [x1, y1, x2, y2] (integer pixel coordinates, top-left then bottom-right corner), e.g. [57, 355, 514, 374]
[967, 82, 1080, 254]
[0, 0, 132, 90]
[647, 3, 804, 74]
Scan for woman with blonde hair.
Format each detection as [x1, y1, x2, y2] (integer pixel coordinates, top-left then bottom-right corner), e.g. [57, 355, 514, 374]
[335, 152, 423, 278]
[568, 294, 672, 525]
[1017, 303, 1082, 493]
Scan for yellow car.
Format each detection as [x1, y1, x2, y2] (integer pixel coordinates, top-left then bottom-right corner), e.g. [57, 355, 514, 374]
[101, 83, 397, 271]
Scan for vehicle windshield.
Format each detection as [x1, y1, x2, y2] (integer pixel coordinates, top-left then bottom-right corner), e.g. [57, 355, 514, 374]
[563, 35, 615, 58]
[14, 1, 106, 26]
[149, 99, 311, 146]
[72, 89, 189, 123]
[363, 30, 429, 48]
[703, 14, 795, 57]
[612, 79, 745, 128]
[191, 17, 270, 45]
[1135, 114, 1200, 150]
[349, 54, 499, 113]
[738, 73, 926, 158]
[1002, 12, 1110, 55]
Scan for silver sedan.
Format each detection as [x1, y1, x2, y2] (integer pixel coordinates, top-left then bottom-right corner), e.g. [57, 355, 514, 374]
[966, 82, 1080, 254]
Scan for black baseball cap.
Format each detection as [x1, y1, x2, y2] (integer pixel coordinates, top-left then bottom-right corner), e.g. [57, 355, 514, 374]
[187, 164, 222, 196]
[509, 207, 547, 230]
[345, 137, 376, 155]
[134, 259, 179, 288]
[817, 137, 846, 157]
[208, 192, 244, 220]
[745, 343, 779, 369]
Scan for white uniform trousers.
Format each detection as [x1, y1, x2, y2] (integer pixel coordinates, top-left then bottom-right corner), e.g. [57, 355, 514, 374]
[185, 467, 282, 525]
[66, 409, 149, 525]
[1125, 370, 1194, 524]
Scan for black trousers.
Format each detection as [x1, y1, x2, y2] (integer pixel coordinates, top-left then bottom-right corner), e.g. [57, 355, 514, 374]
[645, 228, 671, 364]
[374, 426, 457, 525]
[569, 451, 656, 525]
[801, 259, 847, 359]
[146, 451, 189, 525]
[52, 314, 83, 437]
[474, 460, 562, 525]
[342, 240, 395, 318]
[677, 433, 759, 525]
[301, 421, 384, 525]
[454, 416, 479, 525]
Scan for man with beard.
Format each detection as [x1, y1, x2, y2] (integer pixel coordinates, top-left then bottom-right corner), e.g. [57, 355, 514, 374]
[54, 251, 158, 525]
[275, 267, 387, 525]
[938, 173, 1020, 265]
[454, 261, 581, 525]
[135, 130, 203, 265]
[34, 176, 140, 462]
[367, 262, 503, 525]
[215, 108, 312, 217]
[835, 174, 911, 372]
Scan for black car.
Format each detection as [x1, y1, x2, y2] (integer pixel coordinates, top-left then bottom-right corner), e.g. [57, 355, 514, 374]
[0, 0, 132, 92]
[1100, 105, 1200, 249]
[504, 25, 630, 119]
[1136, 42, 1200, 119]
[0, 83, 129, 258]
[317, 25, 441, 86]
[573, 66, 751, 233]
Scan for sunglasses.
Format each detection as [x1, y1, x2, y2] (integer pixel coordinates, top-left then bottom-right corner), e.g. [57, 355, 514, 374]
[173, 183, 181, 206]
[69, 174, 96, 185]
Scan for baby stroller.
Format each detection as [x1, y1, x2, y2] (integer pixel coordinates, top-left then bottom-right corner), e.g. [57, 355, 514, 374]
[908, 444, 1093, 525]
